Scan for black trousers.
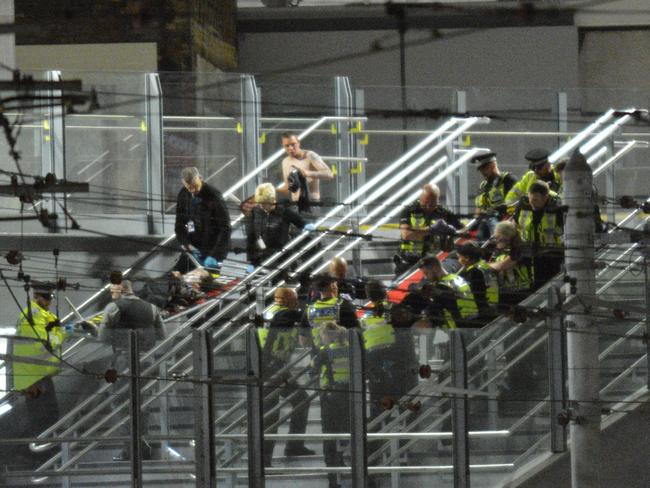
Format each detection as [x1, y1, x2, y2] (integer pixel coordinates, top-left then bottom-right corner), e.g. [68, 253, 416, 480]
[320, 389, 350, 486]
[262, 377, 310, 466]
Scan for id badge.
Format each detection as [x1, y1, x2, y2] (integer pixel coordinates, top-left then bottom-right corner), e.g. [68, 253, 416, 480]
[257, 237, 267, 250]
[186, 220, 195, 233]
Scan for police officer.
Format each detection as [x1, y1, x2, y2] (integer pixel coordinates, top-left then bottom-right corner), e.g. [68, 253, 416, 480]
[513, 180, 564, 291]
[175, 166, 232, 272]
[11, 282, 66, 462]
[467, 152, 517, 240]
[100, 280, 166, 461]
[456, 241, 499, 323]
[396, 183, 463, 276]
[417, 255, 479, 329]
[259, 287, 314, 465]
[505, 148, 562, 210]
[488, 221, 532, 309]
[311, 322, 350, 488]
[302, 274, 359, 350]
[360, 280, 397, 418]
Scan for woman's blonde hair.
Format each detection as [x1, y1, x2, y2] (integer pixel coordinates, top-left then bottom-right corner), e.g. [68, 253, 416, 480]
[495, 220, 517, 239]
[255, 183, 276, 204]
[319, 321, 347, 345]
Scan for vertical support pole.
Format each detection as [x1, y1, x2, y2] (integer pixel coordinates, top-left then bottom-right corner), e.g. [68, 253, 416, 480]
[240, 75, 262, 200]
[193, 330, 216, 488]
[349, 329, 368, 488]
[605, 166, 616, 225]
[450, 330, 469, 488]
[42, 70, 65, 230]
[247, 327, 265, 488]
[61, 442, 71, 488]
[145, 73, 165, 234]
[159, 359, 170, 459]
[643, 242, 650, 389]
[564, 150, 600, 487]
[547, 285, 568, 452]
[351, 88, 366, 277]
[486, 341, 498, 431]
[455, 90, 468, 213]
[335, 76, 354, 204]
[557, 92, 568, 148]
[129, 330, 143, 488]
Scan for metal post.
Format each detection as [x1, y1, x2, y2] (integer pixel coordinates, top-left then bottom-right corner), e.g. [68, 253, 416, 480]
[349, 329, 368, 488]
[644, 241, 650, 390]
[564, 150, 600, 487]
[547, 286, 568, 452]
[192, 330, 216, 488]
[450, 330, 469, 488]
[486, 340, 498, 431]
[247, 327, 265, 488]
[455, 90, 468, 213]
[159, 359, 170, 459]
[240, 75, 262, 199]
[144, 73, 165, 234]
[43, 70, 65, 228]
[335, 76, 354, 204]
[557, 92, 568, 148]
[351, 88, 366, 277]
[129, 330, 143, 488]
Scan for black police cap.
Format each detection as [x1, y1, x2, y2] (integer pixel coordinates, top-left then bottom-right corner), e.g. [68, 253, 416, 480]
[470, 152, 497, 170]
[525, 148, 550, 169]
[456, 241, 482, 261]
[32, 281, 55, 297]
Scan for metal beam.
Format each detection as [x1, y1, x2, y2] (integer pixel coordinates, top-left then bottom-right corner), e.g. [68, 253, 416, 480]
[237, 5, 575, 33]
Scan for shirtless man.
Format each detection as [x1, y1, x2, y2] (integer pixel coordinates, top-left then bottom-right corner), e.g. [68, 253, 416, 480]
[278, 132, 334, 203]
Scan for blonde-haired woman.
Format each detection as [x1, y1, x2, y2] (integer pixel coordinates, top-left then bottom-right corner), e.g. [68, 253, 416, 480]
[488, 220, 532, 309]
[245, 183, 315, 267]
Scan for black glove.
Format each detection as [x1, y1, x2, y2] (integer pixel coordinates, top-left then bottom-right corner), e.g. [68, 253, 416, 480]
[81, 321, 99, 337]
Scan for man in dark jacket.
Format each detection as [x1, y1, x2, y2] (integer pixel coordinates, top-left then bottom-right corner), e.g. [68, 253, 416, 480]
[175, 167, 232, 272]
[246, 182, 314, 268]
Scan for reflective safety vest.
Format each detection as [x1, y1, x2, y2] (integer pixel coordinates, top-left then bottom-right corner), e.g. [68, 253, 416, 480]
[493, 252, 531, 292]
[464, 260, 499, 306]
[319, 342, 350, 389]
[475, 173, 511, 212]
[359, 302, 395, 352]
[439, 274, 479, 329]
[306, 297, 341, 348]
[257, 304, 298, 363]
[515, 194, 563, 247]
[12, 301, 66, 391]
[400, 212, 430, 255]
[505, 169, 562, 210]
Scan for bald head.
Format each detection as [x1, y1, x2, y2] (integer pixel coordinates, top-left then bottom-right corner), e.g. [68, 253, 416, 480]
[419, 183, 440, 211]
[274, 287, 298, 309]
[328, 256, 348, 279]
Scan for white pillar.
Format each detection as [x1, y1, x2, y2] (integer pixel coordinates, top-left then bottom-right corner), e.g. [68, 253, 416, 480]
[0, 0, 15, 80]
[564, 149, 600, 487]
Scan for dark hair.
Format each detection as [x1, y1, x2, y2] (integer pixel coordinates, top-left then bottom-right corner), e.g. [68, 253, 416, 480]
[280, 131, 298, 142]
[365, 280, 387, 315]
[554, 158, 568, 173]
[528, 180, 550, 197]
[418, 254, 441, 270]
[313, 273, 336, 293]
[456, 241, 481, 262]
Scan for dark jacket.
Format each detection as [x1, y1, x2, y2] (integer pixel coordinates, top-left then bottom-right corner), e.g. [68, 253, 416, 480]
[245, 205, 305, 265]
[100, 295, 166, 350]
[175, 182, 231, 262]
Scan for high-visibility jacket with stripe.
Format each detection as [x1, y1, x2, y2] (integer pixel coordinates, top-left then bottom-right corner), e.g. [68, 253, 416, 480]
[319, 342, 350, 389]
[475, 172, 511, 213]
[258, 303, 298, 363]
[359, 302, 396, 352]
[306, 297, 341, 348]
[514, 194, 563, 247]
[464, 260, 499, 306]
[400, 212, 431, 255]
[492, 251, 532, 292]
[12, 301, 66, 391]
[505, 169, 562, 210]
[439, 274, 479, 329]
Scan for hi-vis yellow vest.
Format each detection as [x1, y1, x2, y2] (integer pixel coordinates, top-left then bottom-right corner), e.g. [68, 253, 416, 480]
[515, 195, 563, 246]
[257, 303, 298, 362]
[465, 260, 499, 306]
[493, 252, 531, 292]
[400, 212, 430, 255]
[439, 274, 478, 329]
[12, 301, 66, 391]
[360, 302, 395, 352]
[475, 173, 510, 212]
[505, 169, 561, 210]
[307, 297, 341, 347]
[319, 342, 350, 389]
